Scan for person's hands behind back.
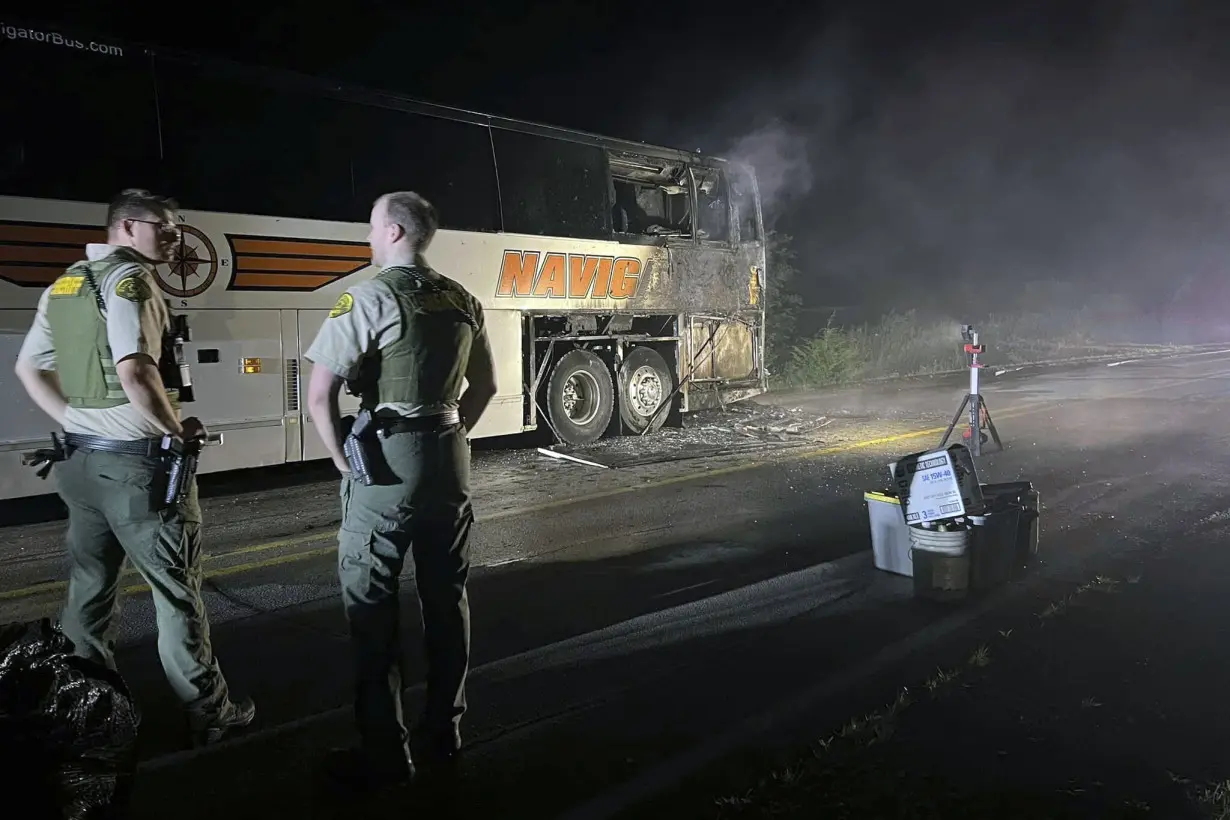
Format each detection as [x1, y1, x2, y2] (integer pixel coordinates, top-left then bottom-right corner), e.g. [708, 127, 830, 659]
[180, 416, 208, 442]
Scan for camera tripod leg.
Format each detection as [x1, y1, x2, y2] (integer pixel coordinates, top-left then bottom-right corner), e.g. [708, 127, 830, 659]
[939, 393, 970, 448]
[982, 399, 1004, 451]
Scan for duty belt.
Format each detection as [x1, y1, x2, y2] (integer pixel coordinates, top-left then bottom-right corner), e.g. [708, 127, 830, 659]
[21, 433, 164, 483]
[376, 409, 462, 435]
[62, 433, 164, 457]
[62, 432, 202, 509]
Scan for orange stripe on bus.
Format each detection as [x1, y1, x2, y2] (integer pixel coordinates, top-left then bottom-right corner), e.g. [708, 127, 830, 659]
[235, 256, 366, 274]
[0, 245, 83, 264]
[231, 272, 339, 290]
[230, 237, 369, 260]
[0, 224, 102, 245]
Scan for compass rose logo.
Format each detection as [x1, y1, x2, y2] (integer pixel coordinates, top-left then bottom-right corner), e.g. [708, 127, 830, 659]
[153, 224, 218, 299]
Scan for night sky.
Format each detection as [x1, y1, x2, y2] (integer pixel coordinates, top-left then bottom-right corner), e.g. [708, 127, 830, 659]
[21, 1, 1230, 317]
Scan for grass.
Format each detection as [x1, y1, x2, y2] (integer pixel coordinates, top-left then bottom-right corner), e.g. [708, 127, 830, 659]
[769, 308, 1204, 388]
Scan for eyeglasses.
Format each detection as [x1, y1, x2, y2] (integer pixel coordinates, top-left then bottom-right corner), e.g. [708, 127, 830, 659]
[130, 218, 182, 240]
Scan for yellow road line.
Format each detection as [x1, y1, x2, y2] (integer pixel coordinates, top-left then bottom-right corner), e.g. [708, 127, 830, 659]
[1, 362, 1223, 604]
[0, 547, 340, 602]
[117, 547, 338, 596]
[0, 579, 67, 601]
[0, 533, 337, 601]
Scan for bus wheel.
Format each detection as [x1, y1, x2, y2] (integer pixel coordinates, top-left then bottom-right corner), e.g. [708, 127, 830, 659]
[546, 349, 614, 447]
[618, 345, 674, 435]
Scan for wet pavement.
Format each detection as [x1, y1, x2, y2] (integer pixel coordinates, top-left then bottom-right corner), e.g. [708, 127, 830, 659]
[2, 348, 1230, 818]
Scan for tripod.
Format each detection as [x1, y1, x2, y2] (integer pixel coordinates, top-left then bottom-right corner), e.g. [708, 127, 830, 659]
[939, 325, 1003, 458]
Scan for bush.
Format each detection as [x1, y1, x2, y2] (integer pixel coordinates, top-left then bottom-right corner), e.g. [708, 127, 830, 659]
[771, 307, 1189, 389]
[784, 327, 862, 386]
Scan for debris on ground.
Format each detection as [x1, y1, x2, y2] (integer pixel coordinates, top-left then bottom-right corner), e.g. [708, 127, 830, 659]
[539, 401, 833, 468]
[693, 402, 835, 443]
[536, 448, 610, 469]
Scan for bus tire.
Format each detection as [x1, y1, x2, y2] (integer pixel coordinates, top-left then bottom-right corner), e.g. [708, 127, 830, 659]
[617, 345, 674, 435]
[545, 349, 614, 447]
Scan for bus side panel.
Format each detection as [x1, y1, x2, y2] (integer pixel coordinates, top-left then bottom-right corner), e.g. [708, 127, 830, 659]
[183, 309, 286, 476]
[0, 310, 62, 500]
[684, 315, 762, 412]
[693, 316, 757, 382]
[467, 309, 528, 440]
[297, 310, 360, 463]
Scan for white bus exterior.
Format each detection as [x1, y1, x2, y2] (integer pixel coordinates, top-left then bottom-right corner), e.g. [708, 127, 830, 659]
[0, 21, 768, 501]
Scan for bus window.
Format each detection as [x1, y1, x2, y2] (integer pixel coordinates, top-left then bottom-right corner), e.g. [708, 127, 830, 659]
[0, 33, 161, 203]
[154, 58, 353, 223]
[349, 109, 500, 232]
[729, 166, 761, 242]
[694, 165, 731, 243]
[491, 129, 611, 240]
[607, 152, 692, 239]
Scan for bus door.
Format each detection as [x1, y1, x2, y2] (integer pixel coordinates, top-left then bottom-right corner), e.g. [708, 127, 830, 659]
[180, 308, 287, 474]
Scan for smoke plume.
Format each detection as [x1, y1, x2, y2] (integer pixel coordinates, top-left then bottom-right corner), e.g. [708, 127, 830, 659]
[672, 0, 1230, 333]
[723, 120, 812, 226]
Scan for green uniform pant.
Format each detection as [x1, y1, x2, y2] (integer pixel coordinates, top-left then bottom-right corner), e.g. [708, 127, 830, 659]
[337, 422, 473, 763]
[55, 446, 230, 718]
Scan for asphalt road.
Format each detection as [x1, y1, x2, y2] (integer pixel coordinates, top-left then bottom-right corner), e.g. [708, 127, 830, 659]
[3, 347, 1230, 818]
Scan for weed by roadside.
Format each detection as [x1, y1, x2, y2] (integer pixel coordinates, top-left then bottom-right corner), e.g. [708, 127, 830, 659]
[771, 309, 1190, 388]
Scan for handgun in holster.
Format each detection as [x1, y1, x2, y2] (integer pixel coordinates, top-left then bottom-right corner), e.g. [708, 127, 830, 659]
[158, 435, 202, 510]
[21, 433, 67, 479]
[341, 409, 379, 486]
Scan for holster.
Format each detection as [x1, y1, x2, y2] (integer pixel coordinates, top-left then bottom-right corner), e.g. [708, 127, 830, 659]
[341, 410, 379, 486]
[21, 433, 68, 479]
[158, 435, 202, 510]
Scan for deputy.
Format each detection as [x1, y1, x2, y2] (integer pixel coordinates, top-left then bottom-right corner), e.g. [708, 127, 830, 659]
[304, 191, 497, 788]
[13, 188, 255, 746]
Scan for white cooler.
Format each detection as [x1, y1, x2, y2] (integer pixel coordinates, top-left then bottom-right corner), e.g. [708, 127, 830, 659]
[865, 490, 914, 577]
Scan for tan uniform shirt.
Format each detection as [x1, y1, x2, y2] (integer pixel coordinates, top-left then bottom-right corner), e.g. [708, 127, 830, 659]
[17, 243, 170, 440]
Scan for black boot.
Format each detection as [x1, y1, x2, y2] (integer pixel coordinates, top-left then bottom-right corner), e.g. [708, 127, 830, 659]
[411, 724, 462, 768]
[188, 696, 256, 747]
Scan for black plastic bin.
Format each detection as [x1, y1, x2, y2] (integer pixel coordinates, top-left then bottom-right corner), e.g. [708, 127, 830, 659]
[973, 481, 1040, 582]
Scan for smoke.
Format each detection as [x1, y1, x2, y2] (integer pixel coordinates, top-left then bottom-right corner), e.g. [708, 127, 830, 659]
[723, 120, 812, 226]
[666, 20, 865, 229]
[674, 1, 1230, 331]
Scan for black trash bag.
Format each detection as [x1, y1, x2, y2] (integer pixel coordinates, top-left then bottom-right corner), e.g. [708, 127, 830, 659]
[0, 619, 140, 819]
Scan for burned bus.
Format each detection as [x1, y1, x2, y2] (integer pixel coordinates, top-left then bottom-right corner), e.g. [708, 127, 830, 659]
[0, 20, 767, 500]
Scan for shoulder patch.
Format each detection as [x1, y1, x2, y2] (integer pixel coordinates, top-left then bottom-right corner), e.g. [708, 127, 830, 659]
[329, 292, 354, 318]
[50, 275, 85, 298]
[114, 276, 152, 303]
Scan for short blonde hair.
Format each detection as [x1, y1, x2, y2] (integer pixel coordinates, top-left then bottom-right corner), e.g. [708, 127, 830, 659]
[379, 191, 438, 252]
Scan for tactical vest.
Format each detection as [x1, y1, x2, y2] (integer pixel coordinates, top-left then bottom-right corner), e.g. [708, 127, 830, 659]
[353, 266, 479, 412]
[44, 249, 160, 410]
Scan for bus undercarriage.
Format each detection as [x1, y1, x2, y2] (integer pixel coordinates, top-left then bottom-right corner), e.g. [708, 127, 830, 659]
[525, 310, 764, 447]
